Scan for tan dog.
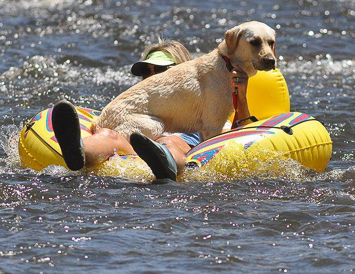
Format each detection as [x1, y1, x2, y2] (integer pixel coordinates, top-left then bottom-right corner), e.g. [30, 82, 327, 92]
[92, 21, 277, 141]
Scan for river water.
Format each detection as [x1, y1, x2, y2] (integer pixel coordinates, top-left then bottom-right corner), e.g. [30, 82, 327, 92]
[0, 0, 354, 273]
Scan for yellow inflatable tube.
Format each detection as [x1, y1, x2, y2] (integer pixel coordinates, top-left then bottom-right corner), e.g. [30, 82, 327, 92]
[229, 69, 290, 122]
[19, 107, 100, 171]
[18, 69, 331, 174]
[186, 112, 332, 172]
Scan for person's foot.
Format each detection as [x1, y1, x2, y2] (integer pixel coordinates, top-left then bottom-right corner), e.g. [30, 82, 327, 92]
[52, 100, 85, 171]
[130, 133, 177, 181]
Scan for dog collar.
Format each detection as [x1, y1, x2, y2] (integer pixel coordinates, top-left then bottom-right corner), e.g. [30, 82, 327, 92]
[221, 55, 234, 72]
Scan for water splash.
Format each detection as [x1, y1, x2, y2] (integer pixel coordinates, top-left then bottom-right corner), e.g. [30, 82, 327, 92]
[182, 142, 311, 183]
[0, 55, 137, 87]
[0, 55, 138, 112]
[0, 124, 23, 173]
[95, 155, 154, 183]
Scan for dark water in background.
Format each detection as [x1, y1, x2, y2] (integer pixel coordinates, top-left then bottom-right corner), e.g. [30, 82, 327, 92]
[0, 0, 354, 273]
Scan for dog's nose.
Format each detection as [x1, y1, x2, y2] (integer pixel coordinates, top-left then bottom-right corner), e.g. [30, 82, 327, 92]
[263, 58, 276, 69]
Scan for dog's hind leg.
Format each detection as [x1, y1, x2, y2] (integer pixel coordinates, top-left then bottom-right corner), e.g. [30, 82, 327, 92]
[113, 114, 165, 141]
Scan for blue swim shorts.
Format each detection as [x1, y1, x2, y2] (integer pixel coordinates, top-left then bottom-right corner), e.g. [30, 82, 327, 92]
[179, 133, 201, 147]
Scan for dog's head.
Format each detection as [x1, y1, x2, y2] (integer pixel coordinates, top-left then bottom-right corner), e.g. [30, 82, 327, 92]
[218, 21, 277, 77]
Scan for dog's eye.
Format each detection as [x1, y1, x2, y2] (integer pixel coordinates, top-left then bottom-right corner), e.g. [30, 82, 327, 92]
[250, 39, 261, 47]
[268, 41, 275, 48]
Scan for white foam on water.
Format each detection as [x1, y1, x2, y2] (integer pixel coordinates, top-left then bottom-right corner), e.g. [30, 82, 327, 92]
[0, 124, 27, 174]
[1, 56, 67, 82]
[0, 55, 139, 110]
[0, 0, 79, 10]
[0, 55, 137, 87]
[38, 165, 72, 177]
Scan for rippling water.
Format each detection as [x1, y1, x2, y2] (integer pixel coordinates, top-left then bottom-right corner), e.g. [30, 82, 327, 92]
[0, 0, 354, 273]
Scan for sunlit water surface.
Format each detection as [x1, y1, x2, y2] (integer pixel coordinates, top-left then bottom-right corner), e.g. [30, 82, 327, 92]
[0, 0, 354, 273]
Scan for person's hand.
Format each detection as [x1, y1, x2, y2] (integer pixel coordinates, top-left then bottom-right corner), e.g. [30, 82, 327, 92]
[230, 65, 251, 127]
[231, 65, 249, 99]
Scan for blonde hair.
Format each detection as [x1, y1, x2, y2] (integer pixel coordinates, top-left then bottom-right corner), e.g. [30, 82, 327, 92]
[141, 38, 191, 64]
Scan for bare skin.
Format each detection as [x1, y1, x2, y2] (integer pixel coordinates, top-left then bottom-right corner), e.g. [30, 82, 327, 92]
[83, 128, 135, 168]
[83, 129, 190, 171]
[83, 67, 250, 173]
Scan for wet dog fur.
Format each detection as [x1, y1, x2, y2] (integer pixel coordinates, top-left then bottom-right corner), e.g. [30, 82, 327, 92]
[92, 21, 277, 141]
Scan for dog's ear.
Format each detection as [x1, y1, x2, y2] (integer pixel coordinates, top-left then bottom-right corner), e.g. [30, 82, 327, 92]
[225, 26, 244, 56]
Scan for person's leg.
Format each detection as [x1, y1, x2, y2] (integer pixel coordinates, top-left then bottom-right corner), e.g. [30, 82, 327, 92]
[130, 133, 200, 180]
[83, 128, 134, 169]
[52, 100, 135, 171]
[52, 100, 85, 171]
[130, 133, 178, 180]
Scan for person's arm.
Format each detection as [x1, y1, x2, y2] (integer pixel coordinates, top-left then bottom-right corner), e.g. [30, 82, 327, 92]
[231, 65, 251, 126]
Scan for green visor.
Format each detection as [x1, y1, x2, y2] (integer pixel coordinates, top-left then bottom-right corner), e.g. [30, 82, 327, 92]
[131, 51, 175, 76]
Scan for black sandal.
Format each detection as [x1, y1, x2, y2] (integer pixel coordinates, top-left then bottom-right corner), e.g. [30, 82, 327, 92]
[52, 100, 85, 171]
[130, 132, 177, 181]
